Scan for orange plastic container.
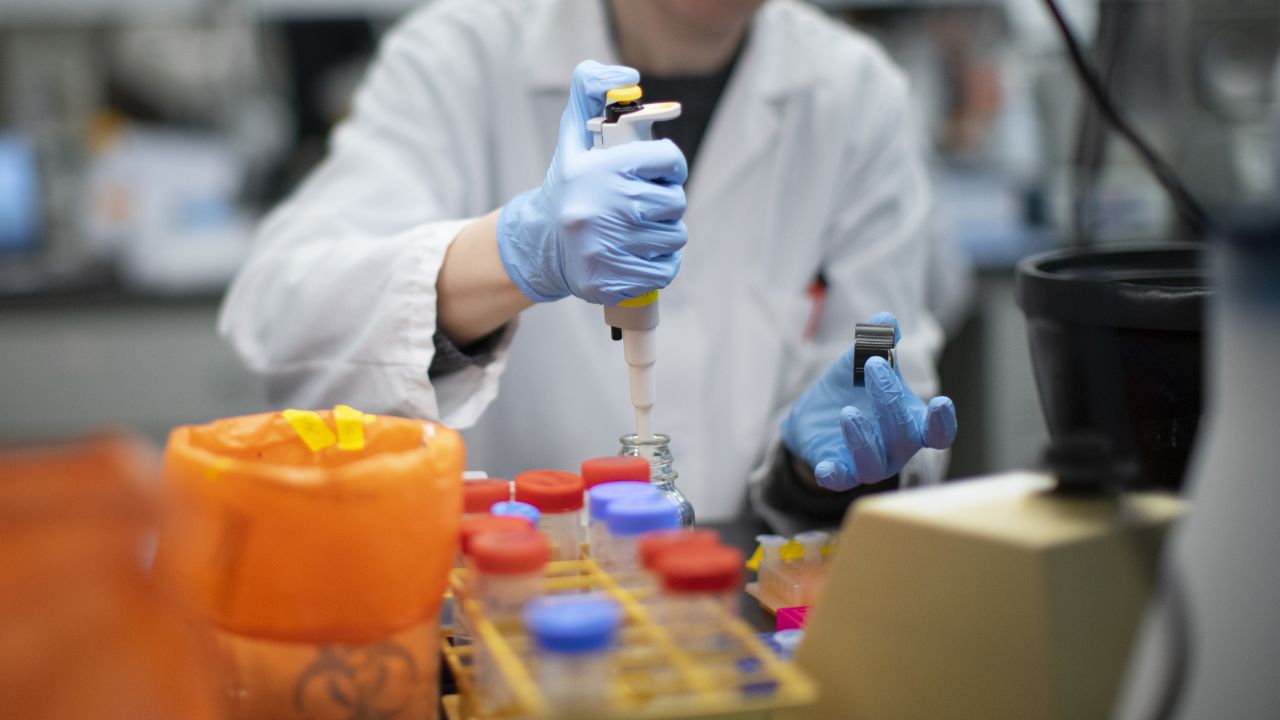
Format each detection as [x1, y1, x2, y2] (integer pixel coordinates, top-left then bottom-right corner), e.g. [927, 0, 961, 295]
[154, 408, 464, 720]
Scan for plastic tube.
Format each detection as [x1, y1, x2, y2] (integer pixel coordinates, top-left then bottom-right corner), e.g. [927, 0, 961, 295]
[586, 481, 661, 559]
[755, 534, 786, 571]
[655, 544, 744, 619]
[514, 470, 585, 561]
[470, 531, 550, 711]
[524, 595, 622, 714]
[637, 528, 721, 591]
[464, 478, 511, 519]
[794, 531, 829, 566]
[580, 456, 652, 490]
[453, 517, 538, 645]
[470, 530, 549, 616]
[458, 515, 535, 568]
[600, 494, 680, 573]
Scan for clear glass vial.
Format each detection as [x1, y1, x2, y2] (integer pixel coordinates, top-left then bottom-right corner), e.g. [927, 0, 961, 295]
[523, 595, 622, 715]
[586, 481, 662, 558]
[619, 433, 695, 526]
[513, 470, 585, 562]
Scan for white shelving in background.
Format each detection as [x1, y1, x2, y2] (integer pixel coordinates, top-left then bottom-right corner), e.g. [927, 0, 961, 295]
[1, 0, 207, 24]
[0, 0, 426, 24]
[246, 0, 425, 20]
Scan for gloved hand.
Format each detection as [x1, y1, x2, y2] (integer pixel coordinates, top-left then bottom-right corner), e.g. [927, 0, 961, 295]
[781, 312, 958, 491]
[497, 60, 689, 305]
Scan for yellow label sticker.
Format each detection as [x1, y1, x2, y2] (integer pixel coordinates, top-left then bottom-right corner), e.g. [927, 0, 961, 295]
[333, 404, 367, 452]
[282, 409, 337, 453]
[618, 290, 659, 308]
[204, 456, 234, 483]
[779, 539, 804, 563]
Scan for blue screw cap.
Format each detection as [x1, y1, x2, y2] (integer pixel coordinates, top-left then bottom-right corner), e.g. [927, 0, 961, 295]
[604, 494, 680, 537]
[490, 500, 541, 526]
[587, 481, 661, 522]
[524, 595, 622, 654]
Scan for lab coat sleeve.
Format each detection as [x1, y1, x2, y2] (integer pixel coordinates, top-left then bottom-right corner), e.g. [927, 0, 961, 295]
[750, 56, 948, 533]
[218, 11, 511, 427]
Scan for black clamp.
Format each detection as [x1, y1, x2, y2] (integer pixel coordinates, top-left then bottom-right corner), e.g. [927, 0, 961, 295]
[852, 323, 896, 386]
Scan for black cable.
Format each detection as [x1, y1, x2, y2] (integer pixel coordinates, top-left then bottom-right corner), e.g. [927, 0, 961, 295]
[1042, 0, 1212, 237]
[1149, 561, 1193, 720]
[1070, 0, 1130, 248]
[1040, 4, 1200, 717]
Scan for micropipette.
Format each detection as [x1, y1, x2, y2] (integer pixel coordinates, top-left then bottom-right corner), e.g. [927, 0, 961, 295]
[586, 86, 682, 443]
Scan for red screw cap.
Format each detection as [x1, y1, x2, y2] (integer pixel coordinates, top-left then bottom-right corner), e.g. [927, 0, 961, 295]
[656, 544, 744, 594]
[638, 528, 721, 571]
[459, 515, 534, 556]
[514, 470, 584, 512]
[463, 478, 511, 514]
[580, 456, 652, 489]
[470, 530, 550, 575]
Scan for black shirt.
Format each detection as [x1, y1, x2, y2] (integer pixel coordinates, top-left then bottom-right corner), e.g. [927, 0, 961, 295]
[640, 52, 741, 182]
[602, 2, 745, 182]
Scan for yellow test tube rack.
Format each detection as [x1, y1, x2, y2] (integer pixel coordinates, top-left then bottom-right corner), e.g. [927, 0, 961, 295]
[441, 558, 817, 719]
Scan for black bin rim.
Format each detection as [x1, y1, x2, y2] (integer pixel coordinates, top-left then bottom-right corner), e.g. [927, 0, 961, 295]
[1016, 243, 1210, 332]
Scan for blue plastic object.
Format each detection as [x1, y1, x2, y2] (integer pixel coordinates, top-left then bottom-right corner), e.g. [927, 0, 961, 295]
[587, 481, 661, 523]
[0, 135, 39, 252]
[490, 500, 541, 527]
[497, 60, 688, 304]
[604, 494, 680, 537]
[524, 595, 621, 654]
[781, 312, 958, 491]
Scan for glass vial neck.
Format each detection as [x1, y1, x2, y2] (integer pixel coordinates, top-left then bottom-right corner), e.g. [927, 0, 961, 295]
[619, 433, 677, 486]
[619, 433, 694, 526]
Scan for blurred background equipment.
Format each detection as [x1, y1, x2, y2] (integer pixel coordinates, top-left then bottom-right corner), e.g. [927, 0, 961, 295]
[0, 133, 39, 253]
[0, 1, 393, 442]
[1016, 244, 1209, 492]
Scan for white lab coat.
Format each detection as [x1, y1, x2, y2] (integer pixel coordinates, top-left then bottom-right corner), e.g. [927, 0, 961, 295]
[220, 0, 944, 524]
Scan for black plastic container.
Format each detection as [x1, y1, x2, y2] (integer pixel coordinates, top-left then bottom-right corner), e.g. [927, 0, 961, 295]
[1015, 244, 1211, 491]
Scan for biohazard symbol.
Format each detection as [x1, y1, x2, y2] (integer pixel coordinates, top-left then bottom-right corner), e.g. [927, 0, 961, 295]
[293, 642, 418, 720]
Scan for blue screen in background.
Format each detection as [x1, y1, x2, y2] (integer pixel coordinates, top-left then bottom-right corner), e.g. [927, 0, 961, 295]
[0, 134, 39, 252]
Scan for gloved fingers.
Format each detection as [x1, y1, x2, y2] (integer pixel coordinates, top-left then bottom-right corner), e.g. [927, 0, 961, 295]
[594, 252, 682, 299]
[922, 396, 958, 449]
[815, 457, 858, 492]
[867, 310, 901, 344]
[629, 182, 687, 225]
[624, 219, 689, 258]
[865, 356, 919, 445]
[562, 61, 640, 152]
[608, 139, 689, 186]
[631, 251, 682, 289]
[843, 405, 888, 484]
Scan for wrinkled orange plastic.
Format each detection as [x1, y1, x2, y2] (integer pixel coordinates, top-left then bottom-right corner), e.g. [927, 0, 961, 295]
[155, 411, 464, 644]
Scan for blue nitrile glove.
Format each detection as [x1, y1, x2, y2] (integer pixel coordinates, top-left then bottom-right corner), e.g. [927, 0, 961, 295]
[497, 60, 689, 304]
[781, 312, 958, 491]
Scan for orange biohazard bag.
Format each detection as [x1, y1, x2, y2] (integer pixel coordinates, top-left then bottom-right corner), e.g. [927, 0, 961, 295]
[154, 407, 464, 720]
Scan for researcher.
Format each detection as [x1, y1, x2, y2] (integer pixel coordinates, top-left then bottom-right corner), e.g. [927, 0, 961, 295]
[221, 0, 959, 532]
